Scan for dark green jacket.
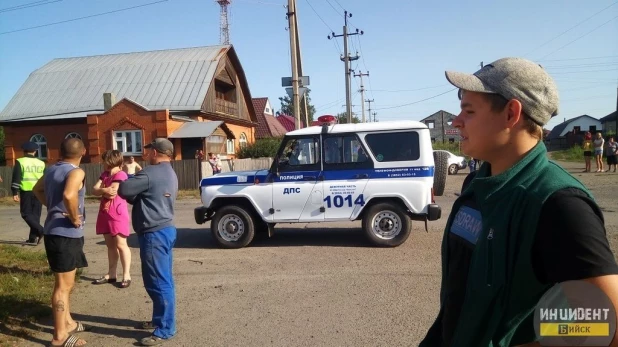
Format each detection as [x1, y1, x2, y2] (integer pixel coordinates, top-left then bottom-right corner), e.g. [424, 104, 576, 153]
[420, 142, 592, 346]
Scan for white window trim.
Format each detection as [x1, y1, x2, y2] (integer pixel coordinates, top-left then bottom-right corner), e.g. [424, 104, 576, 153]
[29, 134, 48, 159]
[113, 130, 143, 155]
[226, 139, 235, 154]
[65, 132, 82, 140]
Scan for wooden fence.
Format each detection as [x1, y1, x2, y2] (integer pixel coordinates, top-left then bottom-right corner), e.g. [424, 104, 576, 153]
[0, 157, 274, 197]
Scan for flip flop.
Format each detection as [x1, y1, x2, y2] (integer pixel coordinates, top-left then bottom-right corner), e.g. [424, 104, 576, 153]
[92, 276, 116, 285]
[120, 279, 131, 288]
[49, 334, 87, 347]
[69, 321, 91, 334]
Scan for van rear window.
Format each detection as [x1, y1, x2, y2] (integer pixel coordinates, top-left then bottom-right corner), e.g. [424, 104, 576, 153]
[364, 131, 420, 162]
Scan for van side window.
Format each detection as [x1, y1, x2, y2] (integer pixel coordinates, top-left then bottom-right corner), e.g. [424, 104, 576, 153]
[323, 134, 373, 170]
[277, 136, 321, 172]
[364, 131, 420, 162]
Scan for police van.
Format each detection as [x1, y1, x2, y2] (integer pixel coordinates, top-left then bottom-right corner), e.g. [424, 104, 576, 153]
[194, 115, 449, 248]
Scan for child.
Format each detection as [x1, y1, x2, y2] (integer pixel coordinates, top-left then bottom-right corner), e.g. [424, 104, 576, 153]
[92, 150, 132, 288]
[208, 152, 222, 174]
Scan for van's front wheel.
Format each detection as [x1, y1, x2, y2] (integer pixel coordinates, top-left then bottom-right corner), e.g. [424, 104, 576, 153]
[362, 202, 411, 247]
[211, 206, 256, 248]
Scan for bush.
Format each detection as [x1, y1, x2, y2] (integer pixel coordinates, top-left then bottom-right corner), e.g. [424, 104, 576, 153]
[237, 137, 283, 159]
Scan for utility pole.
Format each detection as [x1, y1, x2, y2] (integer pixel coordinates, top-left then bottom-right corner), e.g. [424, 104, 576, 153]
[480, 61, 484, 68]
[354, 71, 369, 122]
[286, 0, 301, 129]
[372, 112, 377, 122]
[365, 98, 374, 122]
[328, 11, 363, 124]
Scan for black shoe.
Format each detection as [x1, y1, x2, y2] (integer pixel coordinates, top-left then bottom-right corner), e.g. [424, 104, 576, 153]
[36, 236, 43, 245]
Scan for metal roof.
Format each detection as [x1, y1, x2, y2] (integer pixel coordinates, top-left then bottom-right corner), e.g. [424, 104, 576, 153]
[0, 45, 231, 122]
[287, 120, 429, 136]
[169, 121, 225, 139]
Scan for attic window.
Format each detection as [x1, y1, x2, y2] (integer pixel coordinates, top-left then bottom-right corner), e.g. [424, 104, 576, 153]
[215, 80, 236, 103]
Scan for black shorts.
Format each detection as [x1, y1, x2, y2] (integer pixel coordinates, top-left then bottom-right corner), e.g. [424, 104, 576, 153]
[608, 155, 617, 165]
[44, 235, 88, 273]
[584, 151, 592, 157]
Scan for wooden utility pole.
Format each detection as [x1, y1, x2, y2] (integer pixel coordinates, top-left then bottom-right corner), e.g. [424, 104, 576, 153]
[287, 0, 301, 129]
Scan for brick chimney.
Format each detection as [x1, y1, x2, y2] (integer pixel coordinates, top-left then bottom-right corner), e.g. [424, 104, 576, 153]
[103, 93, 116, 111]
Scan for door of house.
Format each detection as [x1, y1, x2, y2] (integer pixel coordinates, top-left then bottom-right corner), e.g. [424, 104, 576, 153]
[181, 138, 203, 160]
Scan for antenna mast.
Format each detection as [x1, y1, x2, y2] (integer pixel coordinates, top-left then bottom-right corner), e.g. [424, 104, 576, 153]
[217, 0, 231, 44]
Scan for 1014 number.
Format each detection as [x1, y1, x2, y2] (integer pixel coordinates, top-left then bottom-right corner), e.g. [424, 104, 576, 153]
[324, 194, 365, 208]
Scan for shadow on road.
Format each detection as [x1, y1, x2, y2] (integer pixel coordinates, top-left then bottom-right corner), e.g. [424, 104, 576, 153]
[120, 227, 374, 249]
[251, 228, 372, 248]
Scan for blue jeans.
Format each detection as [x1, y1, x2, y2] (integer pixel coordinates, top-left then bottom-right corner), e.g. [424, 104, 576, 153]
[138, 226, 177, 339]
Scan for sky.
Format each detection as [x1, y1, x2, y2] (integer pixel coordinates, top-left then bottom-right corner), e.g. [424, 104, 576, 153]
[0, 0, 617, 131]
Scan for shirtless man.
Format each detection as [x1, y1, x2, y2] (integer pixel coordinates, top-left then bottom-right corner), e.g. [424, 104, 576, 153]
[123, 156, 142, 178]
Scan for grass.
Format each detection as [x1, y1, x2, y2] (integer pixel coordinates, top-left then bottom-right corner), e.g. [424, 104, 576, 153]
[0, 245, 54, 344]
[550, 146, 585, 162]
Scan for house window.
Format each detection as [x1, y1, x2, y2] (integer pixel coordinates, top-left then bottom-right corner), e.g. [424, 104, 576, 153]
[426, 121, 435, 129]
[113, 130, 143, 155]
[239, 133, 248, 149]
[206, 135, 226, 154]
[227, 139, 235, 154]
[589, 125, 597, 133]
[29, 134, 48, 159]
[65, 132, 82, 140]
[573, 126, 581, 134]
[265, 108, 270, 114]
[449, 138, 455, 143]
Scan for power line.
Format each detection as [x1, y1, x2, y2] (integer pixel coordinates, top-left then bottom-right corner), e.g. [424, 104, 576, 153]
[537, 55, 618, 62]
[374, 88, 457, 111]
[0, 0, 61, 13]
[303, 0, 342, 53]
[537, 14, 618, 60]
[524, 1, 618, 57]
[0, 0, 169, 35]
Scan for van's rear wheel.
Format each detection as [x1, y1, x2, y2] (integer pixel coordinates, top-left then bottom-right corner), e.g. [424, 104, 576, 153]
[211, 206, 255, 248]
[362, 202, 411, 247]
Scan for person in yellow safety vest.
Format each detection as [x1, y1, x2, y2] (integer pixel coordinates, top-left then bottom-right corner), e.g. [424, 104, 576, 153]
[11, 141, 46, 244]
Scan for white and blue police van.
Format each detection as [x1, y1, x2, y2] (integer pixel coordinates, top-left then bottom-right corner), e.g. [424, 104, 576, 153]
[194, 115, 449, 248]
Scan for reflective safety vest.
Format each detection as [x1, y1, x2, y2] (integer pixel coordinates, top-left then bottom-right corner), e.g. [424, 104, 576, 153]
[16, 157, 45, 191]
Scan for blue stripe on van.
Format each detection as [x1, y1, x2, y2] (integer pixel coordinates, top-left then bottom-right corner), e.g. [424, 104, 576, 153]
[200, 166, 434, 187]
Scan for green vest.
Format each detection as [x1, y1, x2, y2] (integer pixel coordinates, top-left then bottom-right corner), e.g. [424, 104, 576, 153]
[420, 141, 592, 347]
[16, 157, 45, 191]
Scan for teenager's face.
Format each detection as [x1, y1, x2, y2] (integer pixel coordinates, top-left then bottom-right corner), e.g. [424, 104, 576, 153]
[452, 91, 509, 161]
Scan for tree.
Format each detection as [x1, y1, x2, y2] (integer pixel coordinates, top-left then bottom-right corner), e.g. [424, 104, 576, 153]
[336, 112, 361, 124]
[279, 88, 316, 124]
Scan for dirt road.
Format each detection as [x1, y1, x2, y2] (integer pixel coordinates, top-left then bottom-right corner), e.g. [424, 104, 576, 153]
[1, 159, 617, 346]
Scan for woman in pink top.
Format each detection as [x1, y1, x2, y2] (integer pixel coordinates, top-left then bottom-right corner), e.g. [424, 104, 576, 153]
[92, 150, 132, 288]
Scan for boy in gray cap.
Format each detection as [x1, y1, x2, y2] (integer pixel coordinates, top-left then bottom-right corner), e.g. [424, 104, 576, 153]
[118, 138, 178, 346]
[11, 141, 45, 244]
[421, 58, 618, 346]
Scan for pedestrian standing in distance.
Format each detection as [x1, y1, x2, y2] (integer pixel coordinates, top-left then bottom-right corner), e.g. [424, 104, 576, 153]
[420, 57, 618, 347]
[123, 156, 142, 178]
[11, 141, 45, 244]
[92, 150, 132, 288]
[32, 138, 89, 347]
[593, 132, 605, 172]
[583, 131, 593, 172]
[606, 136, 617, 173]
[118, 138, 178, 346]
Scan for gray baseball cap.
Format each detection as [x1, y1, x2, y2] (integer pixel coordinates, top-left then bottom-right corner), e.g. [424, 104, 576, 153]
[145, 138, 174, 156]
[445, 57, 559, 126]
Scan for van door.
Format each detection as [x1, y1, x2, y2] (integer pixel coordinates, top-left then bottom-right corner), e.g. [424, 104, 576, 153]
[321, 134, 373, 220]
[272, 136, 324, 222]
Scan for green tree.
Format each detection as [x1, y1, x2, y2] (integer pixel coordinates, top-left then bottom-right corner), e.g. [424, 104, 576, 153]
[237, 137, 283, 159]
[336, 112, 361, 124]
[279, 88, 316, 124]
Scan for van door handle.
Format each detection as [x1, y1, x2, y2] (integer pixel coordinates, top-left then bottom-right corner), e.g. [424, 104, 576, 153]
[354, 174, 368, 179]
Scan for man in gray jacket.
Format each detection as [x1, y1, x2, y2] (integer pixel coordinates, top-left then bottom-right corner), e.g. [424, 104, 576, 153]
[118, 138, 178, 346]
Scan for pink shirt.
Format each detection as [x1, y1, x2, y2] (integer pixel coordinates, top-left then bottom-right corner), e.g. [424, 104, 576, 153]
[96, 170, 130, 236]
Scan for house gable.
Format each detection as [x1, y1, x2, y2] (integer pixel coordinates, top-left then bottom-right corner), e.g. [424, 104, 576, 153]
[547, 115, 602, 140]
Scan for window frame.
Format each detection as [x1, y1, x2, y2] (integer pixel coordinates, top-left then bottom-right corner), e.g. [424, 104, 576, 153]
[29, 134, 48, 159]
[273, 135, 321, 173]
[364, 131, 421, 162]
[112, 130, 143, 155]
[65, 132, 82, 140]
[239, 133, 248, 149]
[322, 133, 374, 170]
